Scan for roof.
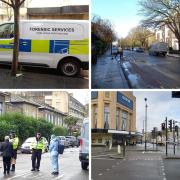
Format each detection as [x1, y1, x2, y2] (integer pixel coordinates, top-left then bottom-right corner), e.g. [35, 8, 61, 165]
[38, 105, 67, 116]
[6, 96, 41, 107]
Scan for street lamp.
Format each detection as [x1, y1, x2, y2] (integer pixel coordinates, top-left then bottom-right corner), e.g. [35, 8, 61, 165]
[144, 98, 148, 151]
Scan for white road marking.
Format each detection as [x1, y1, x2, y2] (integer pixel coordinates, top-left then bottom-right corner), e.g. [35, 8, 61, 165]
[98, 173, 103, 176]
[6, 172, 31, 180]
[54, 174, 64, 179]
[92, 157, 115, 161]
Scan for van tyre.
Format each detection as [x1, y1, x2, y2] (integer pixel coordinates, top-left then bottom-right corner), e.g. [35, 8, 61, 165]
[59, 60, 80, 77]
[81, 162, 88, 170]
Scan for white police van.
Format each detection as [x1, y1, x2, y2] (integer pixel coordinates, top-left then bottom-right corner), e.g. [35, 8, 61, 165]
[79, 119, 89, 170]
[0, 20, 89, 76]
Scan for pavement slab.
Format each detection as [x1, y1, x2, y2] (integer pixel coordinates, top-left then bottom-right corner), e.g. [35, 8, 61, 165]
[92, 51, 129, 89]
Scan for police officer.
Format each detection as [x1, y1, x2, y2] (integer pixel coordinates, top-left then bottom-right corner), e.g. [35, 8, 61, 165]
[31, 132, 45, 171]
[9, 131, 19, 172]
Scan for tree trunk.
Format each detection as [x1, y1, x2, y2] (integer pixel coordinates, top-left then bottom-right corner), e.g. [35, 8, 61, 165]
[11, 5, 20, 76]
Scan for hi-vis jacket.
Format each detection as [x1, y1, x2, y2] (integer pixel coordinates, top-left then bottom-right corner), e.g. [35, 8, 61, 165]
[10, 137, 19, 150]
[32, 138, 45, 151]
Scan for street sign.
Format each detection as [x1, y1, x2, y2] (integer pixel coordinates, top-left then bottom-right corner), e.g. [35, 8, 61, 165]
[172, 91, 180, 98]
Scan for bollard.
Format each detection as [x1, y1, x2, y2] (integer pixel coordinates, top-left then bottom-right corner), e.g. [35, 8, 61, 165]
[117, 145, 121, 154]
[109, 141, 112, 150]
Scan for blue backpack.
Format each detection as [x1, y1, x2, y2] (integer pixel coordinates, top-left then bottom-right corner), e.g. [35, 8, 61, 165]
[58, 141, 64, 154]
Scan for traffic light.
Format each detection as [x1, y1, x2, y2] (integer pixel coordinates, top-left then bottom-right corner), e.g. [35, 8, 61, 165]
[172, 91, 180, 98]
[168, 120, 172, 132]
[161, 123, 165, 131]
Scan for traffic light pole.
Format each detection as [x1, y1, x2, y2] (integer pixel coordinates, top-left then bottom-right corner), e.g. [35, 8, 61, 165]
[165, 117, 168, 157]
[173, 120, 175, 155]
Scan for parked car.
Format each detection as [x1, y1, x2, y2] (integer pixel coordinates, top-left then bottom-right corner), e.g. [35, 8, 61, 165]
[79, 119, 89, 170]
[57, 136, 70, 148]
[66, 136, 79, 147]
[21, 137, 49, 153]
[149, 42, 168, 56]
[135, 47, 144, 52]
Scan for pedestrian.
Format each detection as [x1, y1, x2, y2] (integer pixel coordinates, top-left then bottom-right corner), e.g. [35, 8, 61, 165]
[0, 136, 13, 175]
[49, 135, 59, 175]
[9, 131, 19, 172]
[115, 46, 123, 60]
[31, 132, 45, 172]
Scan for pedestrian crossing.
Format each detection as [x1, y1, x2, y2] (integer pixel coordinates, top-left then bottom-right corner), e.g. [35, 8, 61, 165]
[5, 171, 64, 180]
[127, 156, 162, 161]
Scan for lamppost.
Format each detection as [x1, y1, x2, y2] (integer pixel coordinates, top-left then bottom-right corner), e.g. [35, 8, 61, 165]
[144, 98, 148, 151]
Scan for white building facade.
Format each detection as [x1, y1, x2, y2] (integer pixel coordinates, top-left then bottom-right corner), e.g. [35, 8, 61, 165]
[156, 25, 179, 50]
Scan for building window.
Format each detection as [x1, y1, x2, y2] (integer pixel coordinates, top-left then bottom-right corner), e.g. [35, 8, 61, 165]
[105, 92, 110, 98]
[0, 102, 2, 115]
[122, 111, 127, 131]
[116, 109, 119, 130]
[94, 105, 98, 128]
[104, 104, 110, 129]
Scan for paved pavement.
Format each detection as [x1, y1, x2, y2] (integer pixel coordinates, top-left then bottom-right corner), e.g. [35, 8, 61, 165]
[121, 50, 180, 89]
[92, 51, 129, 89]
[0, 66, 88, 89]
[92, 144, 180, 180]
[0, 147, 88, 180]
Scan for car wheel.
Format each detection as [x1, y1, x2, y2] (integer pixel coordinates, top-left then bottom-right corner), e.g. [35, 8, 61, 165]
[81, 162, 88, 170]
[59, 60, 80, 77]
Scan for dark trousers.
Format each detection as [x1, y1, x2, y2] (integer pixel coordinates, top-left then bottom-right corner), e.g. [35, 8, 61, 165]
[115, 52, 123, 59]
[32, 150, 42, 169]
[3, 156, 11, 173]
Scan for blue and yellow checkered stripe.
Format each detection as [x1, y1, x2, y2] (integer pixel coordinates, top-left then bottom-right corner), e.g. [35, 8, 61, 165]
[0, 39, 89, 55]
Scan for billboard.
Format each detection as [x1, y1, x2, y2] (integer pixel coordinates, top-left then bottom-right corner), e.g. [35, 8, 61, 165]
[117, 92, 133, 110]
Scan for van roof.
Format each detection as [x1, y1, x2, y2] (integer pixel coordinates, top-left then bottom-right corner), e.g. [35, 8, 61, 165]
[2, 20, 88, 24]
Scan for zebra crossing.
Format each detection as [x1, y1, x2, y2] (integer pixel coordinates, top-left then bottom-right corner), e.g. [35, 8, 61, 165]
[127, 156, 162, 161]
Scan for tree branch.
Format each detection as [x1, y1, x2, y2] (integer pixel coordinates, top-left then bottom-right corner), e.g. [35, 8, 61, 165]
[19, 0, 26, 7]
[0, 0, 13, 7]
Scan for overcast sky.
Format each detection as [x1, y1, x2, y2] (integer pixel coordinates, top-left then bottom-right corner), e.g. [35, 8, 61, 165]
[134, 91, 180, 133]
[67, 90, 89, 105]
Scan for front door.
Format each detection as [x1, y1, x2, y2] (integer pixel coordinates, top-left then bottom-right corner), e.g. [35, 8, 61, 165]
[0, 23, 14, 63]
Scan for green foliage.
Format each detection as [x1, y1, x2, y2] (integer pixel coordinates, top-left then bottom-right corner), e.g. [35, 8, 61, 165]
[0, 113, 53, 144]
[53, 126, 68, 136]
[64, 116, 79, 135]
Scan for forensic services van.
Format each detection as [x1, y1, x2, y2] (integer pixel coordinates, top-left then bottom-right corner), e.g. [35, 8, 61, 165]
[0, 20, 89, 76]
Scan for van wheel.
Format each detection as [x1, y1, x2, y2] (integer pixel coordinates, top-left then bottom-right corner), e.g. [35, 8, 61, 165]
[81, 162, 88, 170]
[59, 60, 80, 77]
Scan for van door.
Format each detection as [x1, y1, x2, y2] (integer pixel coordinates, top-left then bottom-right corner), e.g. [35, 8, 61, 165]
[0, 23, 14, 63]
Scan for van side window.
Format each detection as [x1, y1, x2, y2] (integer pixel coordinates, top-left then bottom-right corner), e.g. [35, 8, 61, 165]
[0, 23, 14, 39]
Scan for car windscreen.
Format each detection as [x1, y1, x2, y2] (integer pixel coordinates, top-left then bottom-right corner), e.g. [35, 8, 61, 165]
[82, 123, 89, 140]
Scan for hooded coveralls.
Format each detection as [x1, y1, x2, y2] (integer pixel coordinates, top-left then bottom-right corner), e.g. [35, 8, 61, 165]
[49, 137, 59, 173]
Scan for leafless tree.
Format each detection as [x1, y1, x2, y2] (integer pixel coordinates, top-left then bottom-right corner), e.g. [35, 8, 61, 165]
[139, 0, 180, 50]
[0, 0, 26, 76]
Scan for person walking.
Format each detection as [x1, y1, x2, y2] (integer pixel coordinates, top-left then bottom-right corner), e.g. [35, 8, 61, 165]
[9, 131, 19, 172]
[31, 133, 45, 172]
[115, 46, 123, 60]
[49, 135, 59, 176]
[0, 136, 13, 175]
